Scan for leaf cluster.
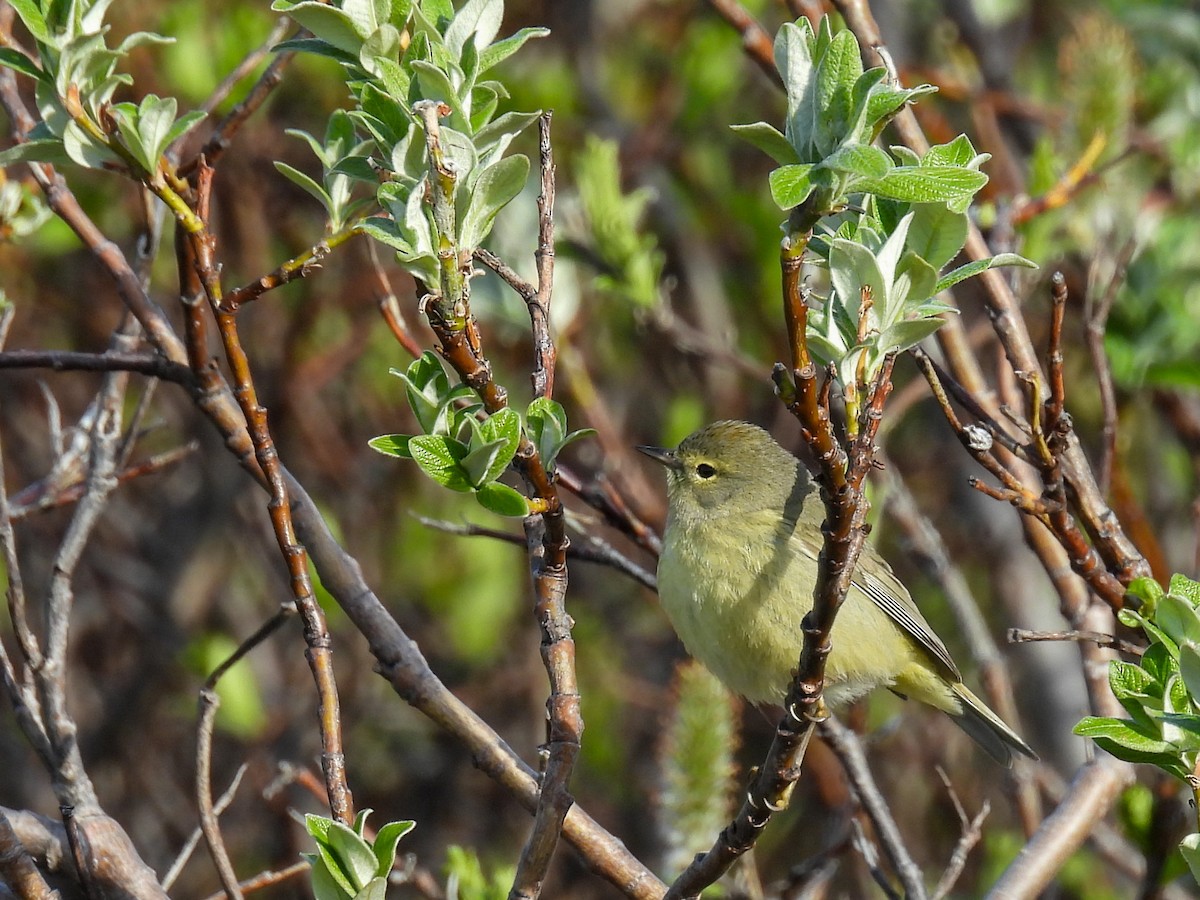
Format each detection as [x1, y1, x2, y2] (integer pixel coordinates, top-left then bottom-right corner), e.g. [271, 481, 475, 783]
[1075, 574, 1200, 884]
[0, 0, 205, 173]
[731, 16, 1034, 393]
[272, 0, 546, 283]
[304, 810, 415, 900]
[368, 351, 592, 516]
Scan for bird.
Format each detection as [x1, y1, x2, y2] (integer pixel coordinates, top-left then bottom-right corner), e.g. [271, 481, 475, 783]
[638, 419, 1036, 766]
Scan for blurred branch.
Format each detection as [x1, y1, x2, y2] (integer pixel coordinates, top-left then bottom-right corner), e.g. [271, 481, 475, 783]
[703, 0, 781, 86]
[0, 809, 55, 900]
[1008, 628, 1143, 656]
[196, 690, 244, 900]
[821, 716, 925, 896]
[413, 515, 657, 591]
[987, 756, 1134, 898]
[880, 462, 1041, 836]
[930, 769, 990, 900]
[164, 764, 248, 892]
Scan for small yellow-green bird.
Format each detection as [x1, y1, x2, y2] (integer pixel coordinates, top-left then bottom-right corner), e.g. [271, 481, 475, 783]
[639, 420, 1035, 766]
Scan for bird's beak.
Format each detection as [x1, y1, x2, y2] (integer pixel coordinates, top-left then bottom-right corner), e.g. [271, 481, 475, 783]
[636, 445, 683, 470]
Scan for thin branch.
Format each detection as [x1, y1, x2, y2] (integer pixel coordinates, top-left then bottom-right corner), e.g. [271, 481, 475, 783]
[181, 160, 354, 825]
[197, 861, 311, 900]
[1007, 628, 1143, 656]
[222, 222, 362, 309]
[987, 756, 1133, 898]
[0, 350, 194, 383]
[931, 769, 990, 900]
[821, 717, 925, 897]
[164, 764, 249, 891]
[1085, 241, 1136, 496]
[0, 808, 57, 900]
[505, 114, 579, 900]
[703, 0, 781, 86]
[196, 690, 244, 900]
[413, 514, 657, 591]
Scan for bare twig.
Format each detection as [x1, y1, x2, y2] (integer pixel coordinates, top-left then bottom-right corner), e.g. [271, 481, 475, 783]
[1007, 627, 1143, 656]
[413, 514, 658, 590]
[987, 756, 1133, 898]
[931, 769, 990, 900]
[703, 0, 781, 86]
[821, 717, 925, 897]
[197, 861, 312, 900]
[0, 808, 57, 900]
[164, 765, 249, 891]
[196, 690, 244, 900]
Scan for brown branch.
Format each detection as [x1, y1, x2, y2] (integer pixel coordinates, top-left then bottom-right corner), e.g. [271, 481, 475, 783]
[1008, 627, 1143, 656]
[0, 809, 56, 900]
[1085, 242, 1135, 496]
[413, 515, 657, 590]
[223, 224, 362, 309]
[184, 34, 297, 174]
[987, 756, 1133, 898]
[176, 161, 354, 825]
[197, 861, 311, 900]
[195, 689, 244, 900]
[165, 764, 248, 892]
[703, 0, 781, 86]
[931, 769, 990, 900]
[821, 717, 925, 896]
[0, 349, 193, 383]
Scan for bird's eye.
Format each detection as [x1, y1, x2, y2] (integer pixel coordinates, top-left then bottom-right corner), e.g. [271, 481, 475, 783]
[695, 463, 716, 479]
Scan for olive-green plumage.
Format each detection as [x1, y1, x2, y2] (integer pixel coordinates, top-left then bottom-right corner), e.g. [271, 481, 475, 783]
[640, 420, 1035, 766]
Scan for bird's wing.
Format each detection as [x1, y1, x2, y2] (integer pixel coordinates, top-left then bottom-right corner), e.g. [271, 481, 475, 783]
[791, 526, 961, 681]
[855, 554, 961, 681]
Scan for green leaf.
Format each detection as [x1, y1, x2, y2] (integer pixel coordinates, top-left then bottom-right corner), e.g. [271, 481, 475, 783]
[1170, 574, 1200, 608]
[820, 144, 891, 179]
[475, 481, 529, 517]
[444, 0, 503, 57]
[273, 37, 360, 66]
[271, 1, 366, 54]
[1073, 716, 1172, 755]
[368, 434, 413, 458]
[460, 437, 508, 488]
[306, 813, 335, 843]
[864, 166, 988, 204]
[729, 122, 799, 166]
[907, 204, 968, 270]
[933, 253, 1038, 293]
[409, 435, 473, 491]
[355, 878, 388, 900]
[372, 820, 416, 876]
[478, 26, 549, 72]
[274, 161, 333, 211]
[0, 48, 48, 83]
[1109, 659, 1160, 700]
[768, 164, 815, 210]
[459, 153, 529, 248]
[1180, 643, 1200, 706]
[476, 407, 521, 482]
[0, 139, 71, 166]
[1159, 593, 1200, 646]
[6, 0, 49, 45]
[306, 851, 352, 900]
[1129, 576, 1165, 615]
[1180, 834, 1200, 887]
[357, 218, 415, 256]
[61, 120, 121, 170]
[325, 819, 378, 889]
[877, 316, 947, 353]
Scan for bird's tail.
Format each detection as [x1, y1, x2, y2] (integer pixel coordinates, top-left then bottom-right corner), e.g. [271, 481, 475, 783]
[949, 683, 1038, 767]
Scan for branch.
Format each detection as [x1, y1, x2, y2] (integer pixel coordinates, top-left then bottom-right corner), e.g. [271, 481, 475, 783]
[987, 756, 1133, 897]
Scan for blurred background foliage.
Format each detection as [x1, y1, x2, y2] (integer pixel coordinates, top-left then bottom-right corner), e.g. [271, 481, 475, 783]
[2, 0, 1200, 896]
